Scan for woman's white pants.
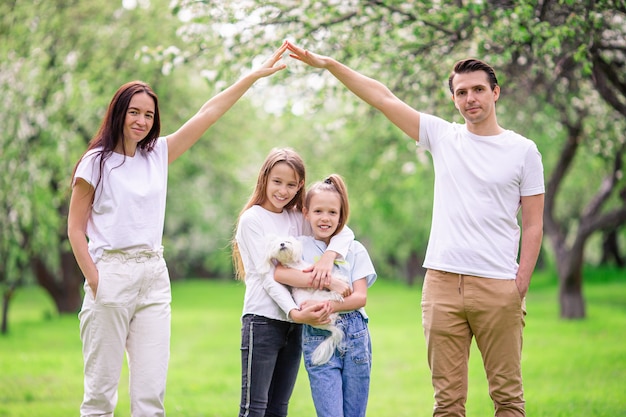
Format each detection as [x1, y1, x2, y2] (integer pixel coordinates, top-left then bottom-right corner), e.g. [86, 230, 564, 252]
[79, 249, 171, 417]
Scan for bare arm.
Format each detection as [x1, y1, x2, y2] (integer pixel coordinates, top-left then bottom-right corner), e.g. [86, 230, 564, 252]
[286, 41, 421, 141]
[290, 301, 332, 326]
[305, 250, 336, 289]
[166, 42, 288, 163]
[67, 179, 98, 294]
[274, 265, 351, 297]
[306, 224, 355, 286]
[516, 193, 544, 298]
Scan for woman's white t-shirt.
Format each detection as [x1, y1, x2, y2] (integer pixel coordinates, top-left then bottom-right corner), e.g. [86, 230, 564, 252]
[73, 137, 169, 262]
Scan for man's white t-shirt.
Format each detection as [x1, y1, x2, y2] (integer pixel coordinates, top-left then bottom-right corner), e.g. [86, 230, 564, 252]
[418, 113, 545, 279]
[73, 137, 169, 262]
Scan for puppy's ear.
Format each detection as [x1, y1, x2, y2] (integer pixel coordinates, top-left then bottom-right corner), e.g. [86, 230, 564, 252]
[264, 234, 287, 274]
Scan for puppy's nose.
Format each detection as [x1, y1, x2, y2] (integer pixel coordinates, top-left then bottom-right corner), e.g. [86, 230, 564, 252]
[280, 242, 286, 248]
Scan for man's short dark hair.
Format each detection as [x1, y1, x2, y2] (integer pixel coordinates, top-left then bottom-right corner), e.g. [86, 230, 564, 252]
[448, 59, 499, 94]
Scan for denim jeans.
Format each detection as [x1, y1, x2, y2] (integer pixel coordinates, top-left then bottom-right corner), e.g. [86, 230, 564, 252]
[239, 314, 302, 417]
[303, 311, 372, 417]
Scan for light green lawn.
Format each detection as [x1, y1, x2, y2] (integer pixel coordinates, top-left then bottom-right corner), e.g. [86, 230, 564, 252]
[1, 269, 625, 416]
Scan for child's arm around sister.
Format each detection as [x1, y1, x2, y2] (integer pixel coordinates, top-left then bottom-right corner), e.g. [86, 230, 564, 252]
[233, 151, 357, 417]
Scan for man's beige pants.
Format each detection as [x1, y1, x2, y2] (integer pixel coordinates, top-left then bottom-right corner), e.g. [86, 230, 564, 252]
[421, 269, 526, 417]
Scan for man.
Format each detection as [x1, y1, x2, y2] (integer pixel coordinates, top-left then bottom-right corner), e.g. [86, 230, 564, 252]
[286, 41, 544, 417]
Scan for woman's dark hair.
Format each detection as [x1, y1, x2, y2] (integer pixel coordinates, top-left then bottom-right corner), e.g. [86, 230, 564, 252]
[70, 81, 161, 192]
[448, 59, 499, 94]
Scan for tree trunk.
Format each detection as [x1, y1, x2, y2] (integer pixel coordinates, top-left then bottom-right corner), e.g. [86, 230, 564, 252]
[558, 275, 586, 319]
[1, 282, 18, 335]
[33, 249, 84, 314]
[406, 250, 426, 286]
[556, 250, 586, 319]
[600, 229, 624, 267]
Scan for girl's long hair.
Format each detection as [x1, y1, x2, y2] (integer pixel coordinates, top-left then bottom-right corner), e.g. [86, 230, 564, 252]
[232, 148, 306, 281]
[305, 173, 350, 239]
[70, 81, 161, 193]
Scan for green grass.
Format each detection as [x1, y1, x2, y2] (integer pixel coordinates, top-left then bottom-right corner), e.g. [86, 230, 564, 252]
[1, 269, 625, 416]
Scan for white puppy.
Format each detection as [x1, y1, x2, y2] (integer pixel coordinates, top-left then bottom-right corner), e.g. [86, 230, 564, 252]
[265, 235, 349, 365]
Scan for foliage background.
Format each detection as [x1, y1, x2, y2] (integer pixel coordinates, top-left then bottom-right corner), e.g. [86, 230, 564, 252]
[1, 0, 625, 414]
[1, 0, 625, 322]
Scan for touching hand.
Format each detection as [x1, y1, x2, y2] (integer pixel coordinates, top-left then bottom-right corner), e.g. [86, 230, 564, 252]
[327, 278, 351, 298]
[253, 41, 289, 78]
[291, 301, 332, 326]
[515, 277, 528, 299]
[285, 40, 328, 69]
[87, 273, 99, 297]
[308, 251, 335, 289]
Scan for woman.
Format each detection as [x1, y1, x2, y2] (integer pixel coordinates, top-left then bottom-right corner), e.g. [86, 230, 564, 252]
[67, 42, 288, 417]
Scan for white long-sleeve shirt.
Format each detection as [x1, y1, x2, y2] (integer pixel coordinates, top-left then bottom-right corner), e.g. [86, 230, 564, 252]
[235, 204, 354, 321]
